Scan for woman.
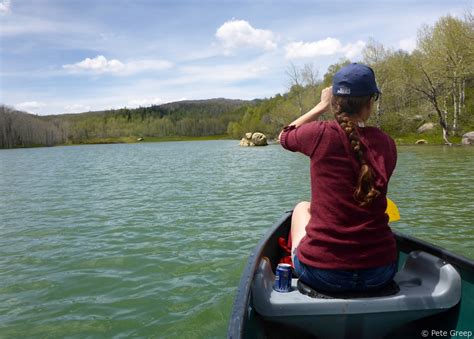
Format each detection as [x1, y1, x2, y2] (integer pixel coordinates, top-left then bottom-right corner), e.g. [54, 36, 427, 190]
[279, 63, 398, 292]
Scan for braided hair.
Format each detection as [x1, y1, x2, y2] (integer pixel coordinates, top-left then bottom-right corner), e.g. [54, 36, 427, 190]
[331, 95, 380, 207]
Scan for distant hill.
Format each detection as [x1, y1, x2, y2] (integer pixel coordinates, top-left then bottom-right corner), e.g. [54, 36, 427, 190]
[156, 98, 258, 113]
[46, 98, 258, 118]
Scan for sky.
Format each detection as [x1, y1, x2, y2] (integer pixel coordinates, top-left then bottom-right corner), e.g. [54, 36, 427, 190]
[0, 0, 470, 115]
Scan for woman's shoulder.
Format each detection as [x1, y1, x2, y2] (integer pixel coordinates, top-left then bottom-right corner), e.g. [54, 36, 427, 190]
[364, 126, 396, 144]
[363, 127, 397, 162]
[303, 119, 332, 133]
[324, 119, 341, 131]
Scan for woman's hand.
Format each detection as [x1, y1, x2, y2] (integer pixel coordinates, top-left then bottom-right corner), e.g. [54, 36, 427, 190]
[279, 86, 333, 137]
[317, 86, 332, 113]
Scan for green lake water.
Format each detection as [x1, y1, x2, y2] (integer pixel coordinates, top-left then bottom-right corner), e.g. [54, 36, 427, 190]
[0, 141, 473, 338]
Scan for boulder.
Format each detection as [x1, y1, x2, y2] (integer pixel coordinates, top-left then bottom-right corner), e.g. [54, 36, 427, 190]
[251, 132, 268, 146]
[461, 131, 474, 145]
[239, 132, 268, 147]
[417, 122, 435, 133]
[415, 139, 428, 145]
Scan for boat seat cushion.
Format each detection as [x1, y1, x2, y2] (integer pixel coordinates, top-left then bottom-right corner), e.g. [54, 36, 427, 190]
[297, 279, 400, 299]
[252, 250, 461, 316]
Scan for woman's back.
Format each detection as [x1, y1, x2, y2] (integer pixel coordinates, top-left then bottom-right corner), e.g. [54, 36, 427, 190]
[280, 119, 397, 270]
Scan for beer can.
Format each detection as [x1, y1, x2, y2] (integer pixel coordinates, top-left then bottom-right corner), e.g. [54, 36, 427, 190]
[273, 263, 292, 292]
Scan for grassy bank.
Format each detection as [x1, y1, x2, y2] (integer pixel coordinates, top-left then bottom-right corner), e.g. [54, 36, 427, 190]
[60, 134, 231, 146]
[65, 132, 467, 147]
[393, 134, 463, 146]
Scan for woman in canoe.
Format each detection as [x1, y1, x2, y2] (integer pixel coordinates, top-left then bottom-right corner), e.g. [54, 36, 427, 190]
[279, 63, 397, 292]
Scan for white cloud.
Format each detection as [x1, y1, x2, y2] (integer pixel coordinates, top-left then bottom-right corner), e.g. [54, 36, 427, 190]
[178, 62, 269, 84]
[285, 38, 342, 58]
[285, 38, 365, 60]
[63, 55, 124, 73]
[62, 55, 173, 75]
[127, 97, 163, 108]
[64, 104, 91, 113]
[216, 19, 277, 54]
[341, 40, 366, 59]
[0, 0, 11, 15]
[399, 37, 416, 53]
[15, 101, 45, 113]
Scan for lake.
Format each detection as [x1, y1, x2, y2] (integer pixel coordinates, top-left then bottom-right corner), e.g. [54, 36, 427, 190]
[0, 141, 473, 338]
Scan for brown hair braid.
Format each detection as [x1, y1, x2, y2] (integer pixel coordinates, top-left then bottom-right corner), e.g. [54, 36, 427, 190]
[331, 95, 380, 207]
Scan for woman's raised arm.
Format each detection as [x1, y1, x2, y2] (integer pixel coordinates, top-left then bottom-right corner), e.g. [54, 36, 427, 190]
[278, 86, 332, 141]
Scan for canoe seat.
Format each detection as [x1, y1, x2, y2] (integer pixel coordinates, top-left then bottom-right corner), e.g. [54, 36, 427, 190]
[252, 251, 461, 339]
[297, 278, 400, 299]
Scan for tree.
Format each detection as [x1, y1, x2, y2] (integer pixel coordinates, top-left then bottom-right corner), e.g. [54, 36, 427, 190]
[417, 15, 474, 135]
[405, 50, 453, 144]
[286, 62, 306, 114]
[363, 39, 391, 127]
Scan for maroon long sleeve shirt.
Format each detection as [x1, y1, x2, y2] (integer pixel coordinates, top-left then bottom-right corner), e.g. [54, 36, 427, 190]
[280, 119, 397, 269]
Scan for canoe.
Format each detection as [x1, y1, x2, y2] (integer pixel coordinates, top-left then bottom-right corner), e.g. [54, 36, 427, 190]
[228, 211, 474, 339]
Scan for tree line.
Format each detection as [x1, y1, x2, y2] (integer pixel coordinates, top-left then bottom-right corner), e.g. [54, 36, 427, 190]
[0, 99, 256, 148]
[0, 106, 67, 148]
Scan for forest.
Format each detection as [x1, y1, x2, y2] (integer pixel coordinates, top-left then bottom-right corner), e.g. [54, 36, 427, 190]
[1, 14, 473, 149]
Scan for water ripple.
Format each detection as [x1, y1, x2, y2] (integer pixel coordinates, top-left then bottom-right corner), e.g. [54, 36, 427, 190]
[0, 141, 472, 337]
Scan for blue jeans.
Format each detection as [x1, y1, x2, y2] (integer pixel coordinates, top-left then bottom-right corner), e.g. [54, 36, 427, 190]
[293, 250, 397, 292]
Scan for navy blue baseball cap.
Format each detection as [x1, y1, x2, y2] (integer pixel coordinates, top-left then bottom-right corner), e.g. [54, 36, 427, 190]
[332, 63, 381, 97]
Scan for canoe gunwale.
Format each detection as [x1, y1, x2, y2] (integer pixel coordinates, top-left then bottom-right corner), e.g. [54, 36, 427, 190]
[394, 231, 474, 273]
[227, 211, 292, 339]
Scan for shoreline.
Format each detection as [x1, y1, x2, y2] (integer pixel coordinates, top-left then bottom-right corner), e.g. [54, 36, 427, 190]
[0, 135, 232, 149]
[0, 134, 468, 150]
[61, 134, 232, 145]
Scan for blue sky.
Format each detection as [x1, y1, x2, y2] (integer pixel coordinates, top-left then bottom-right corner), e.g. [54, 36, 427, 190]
[0, 0, 470, 115]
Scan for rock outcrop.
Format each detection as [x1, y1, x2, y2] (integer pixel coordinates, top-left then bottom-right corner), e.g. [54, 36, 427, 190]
[240, 132, 268, 147]
[462, 131, 474, 145]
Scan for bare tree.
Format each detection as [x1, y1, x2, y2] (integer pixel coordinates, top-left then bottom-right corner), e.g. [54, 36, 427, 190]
[286, 62, 305, 114]
[408, 64, 452, 145]
[301, 62, 320, 107]
[286, 62, 321, 114]
[0, 105, 66, 148]
[363, 38, 392, 128]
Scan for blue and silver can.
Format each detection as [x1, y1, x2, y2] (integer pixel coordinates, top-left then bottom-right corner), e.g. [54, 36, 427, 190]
[273, 263, 292, 292]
